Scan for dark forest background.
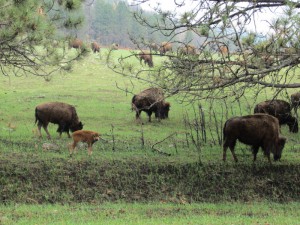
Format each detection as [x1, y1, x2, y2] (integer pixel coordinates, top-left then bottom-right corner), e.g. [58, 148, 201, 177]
[71, 0, 200, 48]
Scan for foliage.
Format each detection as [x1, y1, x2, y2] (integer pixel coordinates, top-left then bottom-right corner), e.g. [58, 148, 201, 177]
[0, 0, 85, 77]
[108, 0, 300, 102]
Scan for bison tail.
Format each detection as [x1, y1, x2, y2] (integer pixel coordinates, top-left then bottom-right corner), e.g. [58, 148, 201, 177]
[131, 95, 137, 111]
[34, 108, 38, 124]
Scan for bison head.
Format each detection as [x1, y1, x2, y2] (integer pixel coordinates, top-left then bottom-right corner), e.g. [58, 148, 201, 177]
[288, 119, 298, 133]
[70, 121, 83, 132]
[274, 136, 286, 161]
[155, 102, 170, 119]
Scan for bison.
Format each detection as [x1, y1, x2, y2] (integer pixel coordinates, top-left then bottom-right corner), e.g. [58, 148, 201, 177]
[138, 51, 153, 67]
[254, 99, 298, 133]
[91, 41, 100, 53]
[178, 44, 197, 56]
[131, 87, 170, 122]
[69, 38, 83, 49]
[223, 114, 286, 164]
[69, 130, 100, 155]
[219, 45, 229, 57]
[149, 42, 159, 53]
[159, 42, 172, 55]
[35, 102, 83, 139]
[291, 92, 300, 114]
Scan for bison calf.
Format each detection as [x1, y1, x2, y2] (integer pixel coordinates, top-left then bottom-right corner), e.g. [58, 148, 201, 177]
[223, 114, 286, 164]
[138, 51, 153, 67]
[69, 130, 101, 155]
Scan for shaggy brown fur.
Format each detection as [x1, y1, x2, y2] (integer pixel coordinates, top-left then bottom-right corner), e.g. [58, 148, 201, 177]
[254, 99, 298, 133]
[223, 114, 286, 164]
[138, 51, 153, 67]
[69, 39, 83, 49]
[35, 102, 83, 139]
[132, 87, 170, 122]
[291, 92, 300, 114]
[91, 41, 100, 53]
[159, 42, 172, 55]
[69, 130, 101, 155]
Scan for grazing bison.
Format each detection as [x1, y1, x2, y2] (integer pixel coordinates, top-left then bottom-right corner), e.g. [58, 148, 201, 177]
[132, 87, 171, 122]
[178, 44, 197, 56]
[254, 99, 298, 133]
[35, 102, 83, 139]
[150, 42, 159, 53]
[291, 92, 300, 114]
[69, 38, 83, 49]
[91, 41, 100, 53]
[69, 130, 101, 155]
[159, 42, 172, 55]
[138, 51, 153, 67]
[223, 114, 286, 164]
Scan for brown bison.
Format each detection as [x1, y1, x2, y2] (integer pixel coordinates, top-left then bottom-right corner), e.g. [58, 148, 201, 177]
[159, 42, 172, 55]
[138, 51, 153, 67]
[178, 44, 197, 56]
[69, 38, 83, 49]
[150, 42, 159, 52]
[219, 45, 228, 57]
[223, 114, 286, 163]
[69, 130, 101, 155]
[254, 99, 298, 133]
[132, 87, 170, 122]
[291, 92, 300, 114]
[91, 41, 100, 53]
[35, 102, 83, 139]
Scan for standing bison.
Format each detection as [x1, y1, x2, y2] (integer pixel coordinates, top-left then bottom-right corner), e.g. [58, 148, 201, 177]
[69, 38, 83, 49]
[132, 87, 170, 122]
[35, 102, 83, 139]
[291, 92, 300, 114]
[223, 114, 286, 163]
[178, 44, 197, 56]
[138, 51, 153, 67]
[254, 99, 298, 133]
[159, 42, 172, 55]
[91, 41, 100, 53]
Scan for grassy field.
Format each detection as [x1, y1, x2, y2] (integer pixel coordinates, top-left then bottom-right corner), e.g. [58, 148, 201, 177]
[0, 48, 300, 223]
[1, 202, 300, 225]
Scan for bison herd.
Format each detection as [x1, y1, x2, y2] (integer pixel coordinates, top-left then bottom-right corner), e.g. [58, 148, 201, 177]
[34, 90, 300, 163]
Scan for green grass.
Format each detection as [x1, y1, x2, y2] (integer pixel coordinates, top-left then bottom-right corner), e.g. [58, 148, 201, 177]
[1, 202, 299, 225]
[0, 48, 300, 223]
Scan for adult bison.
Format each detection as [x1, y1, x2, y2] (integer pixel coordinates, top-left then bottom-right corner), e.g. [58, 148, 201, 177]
[91, 41, 100, 53]
[291, 92, 300, 114]
[149, 42, 159, 53]
[178, 44, 197, 56]
[69, 38, 83, 49]
[131, 87, 170, 122]
[254, 99, 298, 133]
[138, 51, 153, 67]
[223, 114, 286, 164]
[159, 42, 172, 55]
[35, 102, 83, 139]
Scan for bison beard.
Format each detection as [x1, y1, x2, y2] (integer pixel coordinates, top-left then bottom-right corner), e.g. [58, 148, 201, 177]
[69, 130, 100, 155]
[131, 88, 170, 122]
[35, 102, 83, 139]
[254, 99, 298, 133]
[223, 114, 286, 164]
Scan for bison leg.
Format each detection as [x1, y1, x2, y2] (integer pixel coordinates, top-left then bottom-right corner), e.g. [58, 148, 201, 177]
[69, 141, 78, 155]
[147, 111, 152, 122]
[40, 122, 51, 139]
[87, 143, 93, 155]
[252, 146, 259, 162]
[223, 139, 238, 162]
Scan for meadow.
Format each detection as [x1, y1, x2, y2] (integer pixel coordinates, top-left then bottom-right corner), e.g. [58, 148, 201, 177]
[0, 48, 299, 224]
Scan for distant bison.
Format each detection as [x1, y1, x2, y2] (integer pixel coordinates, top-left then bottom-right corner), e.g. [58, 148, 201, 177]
[159, 42, 172, 55]
[138, 51, 153, 67]
[254, 99, 298, 133]
[291, 92, 300, 114]
[69, 38, 83, 49]
[149, 42, 159, 52]
[69, 130, 101, 155]
[223, 114, 286, 163]
[111, 43, 119, 50]
[132, 87, 170, 122]
[178, 44, 197, 56]
[35, 102, 83, 139]
[91, 41, 100, 53]
[219, 45, 229, 57]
